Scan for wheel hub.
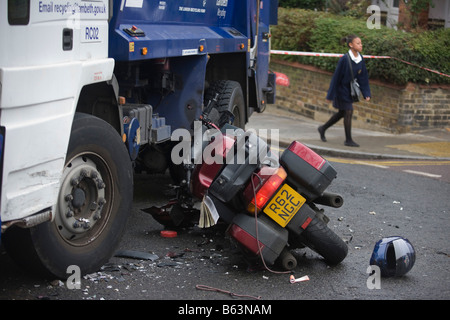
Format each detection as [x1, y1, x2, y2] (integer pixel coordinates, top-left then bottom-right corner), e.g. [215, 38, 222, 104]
[71, 187, 86, 209]
[56, 157, 107, 241]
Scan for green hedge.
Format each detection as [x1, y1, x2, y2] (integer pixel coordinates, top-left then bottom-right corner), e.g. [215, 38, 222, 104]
[278, 0, 326, 10]
[270, 8, 450, 85]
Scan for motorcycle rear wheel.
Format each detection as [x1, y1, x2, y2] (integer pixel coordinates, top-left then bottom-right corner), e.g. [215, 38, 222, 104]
[295, 215, 348, 265]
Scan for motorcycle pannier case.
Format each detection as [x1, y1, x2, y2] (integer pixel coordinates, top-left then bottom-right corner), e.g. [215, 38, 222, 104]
[280, 141, 337, 200]
[229, 214, 288, 265]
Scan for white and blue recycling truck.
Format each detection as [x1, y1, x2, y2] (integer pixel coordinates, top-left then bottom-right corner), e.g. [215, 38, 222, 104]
[0, 0, 278, 278]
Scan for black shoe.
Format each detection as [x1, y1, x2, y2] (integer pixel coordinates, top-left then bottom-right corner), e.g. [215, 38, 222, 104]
[318, 126, 327, 142]
[344, 140, 360, 147]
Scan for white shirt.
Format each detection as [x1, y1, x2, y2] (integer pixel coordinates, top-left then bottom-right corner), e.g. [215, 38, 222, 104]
[348, 49, 362, 64]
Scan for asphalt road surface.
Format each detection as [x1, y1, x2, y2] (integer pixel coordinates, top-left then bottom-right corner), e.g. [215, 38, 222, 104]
[1, 159, 449, 303]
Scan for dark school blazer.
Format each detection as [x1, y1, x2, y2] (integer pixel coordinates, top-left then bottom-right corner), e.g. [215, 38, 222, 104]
[326, 53, 371, 103]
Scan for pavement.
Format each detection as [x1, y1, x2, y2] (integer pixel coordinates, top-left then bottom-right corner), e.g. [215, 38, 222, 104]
[246, 106, 450, 160]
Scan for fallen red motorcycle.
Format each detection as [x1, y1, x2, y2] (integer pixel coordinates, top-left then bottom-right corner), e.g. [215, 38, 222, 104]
[146, 109, 348, 271]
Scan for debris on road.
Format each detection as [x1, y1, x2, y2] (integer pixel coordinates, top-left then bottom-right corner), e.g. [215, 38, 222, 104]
[114, 249, 159, 261]
[341, 233, 353, 244]
[160, 230, 177, 238]
[289, 274, 310, 283]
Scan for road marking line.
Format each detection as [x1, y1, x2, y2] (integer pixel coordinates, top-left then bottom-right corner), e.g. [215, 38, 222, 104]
[327, 157, 450, 167]
[387, 142, 450, 158]
[374, 160, 450, 166]
[402, 170, 442, 179]
[326, 157, 445, 179]
[326, 157, 358, 164]
[354, 161, 390, 169]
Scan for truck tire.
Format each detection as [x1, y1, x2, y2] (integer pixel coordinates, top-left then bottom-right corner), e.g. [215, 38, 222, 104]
[296, 215, 348, 265]
[204, 80, 245, 128]
[3, 113, 133, 279]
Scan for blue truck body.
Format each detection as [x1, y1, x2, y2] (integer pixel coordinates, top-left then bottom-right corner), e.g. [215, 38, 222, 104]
[110, 0, 278, 134]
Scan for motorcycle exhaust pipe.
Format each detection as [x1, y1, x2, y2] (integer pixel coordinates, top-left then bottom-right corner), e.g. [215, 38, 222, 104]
[279, 248, 297, 271]
[313, 192, 344, 208]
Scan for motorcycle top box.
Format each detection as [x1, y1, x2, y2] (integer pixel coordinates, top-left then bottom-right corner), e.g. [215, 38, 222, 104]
[280, 141, 337, 200]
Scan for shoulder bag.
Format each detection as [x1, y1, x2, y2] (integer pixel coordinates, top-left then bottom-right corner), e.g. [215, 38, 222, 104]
[346, 53, 361, 102]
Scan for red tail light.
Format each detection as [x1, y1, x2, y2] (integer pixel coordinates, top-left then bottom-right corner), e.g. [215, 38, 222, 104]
[246, 167, 287, 214]
[287, 141, 325, 170]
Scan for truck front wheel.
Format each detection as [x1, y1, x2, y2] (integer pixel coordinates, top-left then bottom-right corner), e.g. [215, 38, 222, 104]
[3, 113, 133, 279]
[205, 80, 245, 129]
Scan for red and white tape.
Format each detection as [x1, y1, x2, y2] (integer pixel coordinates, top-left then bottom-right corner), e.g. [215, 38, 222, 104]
[270, 50, 450, 78]
[270, 49, 391, 59]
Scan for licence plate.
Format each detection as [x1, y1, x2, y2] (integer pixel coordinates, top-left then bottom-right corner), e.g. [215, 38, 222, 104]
[264, 184, 306, 227]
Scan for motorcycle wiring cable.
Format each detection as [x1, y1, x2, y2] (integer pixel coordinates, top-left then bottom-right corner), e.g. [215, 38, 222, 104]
[250, 171, 292, 275]
[195, 284, 262, 300]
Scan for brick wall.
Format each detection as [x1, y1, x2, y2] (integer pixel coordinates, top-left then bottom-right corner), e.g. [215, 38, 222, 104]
[271, 60, 450, 133]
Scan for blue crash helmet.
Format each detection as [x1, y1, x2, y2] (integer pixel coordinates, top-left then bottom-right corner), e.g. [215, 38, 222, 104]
[370, 236, 416, 277]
